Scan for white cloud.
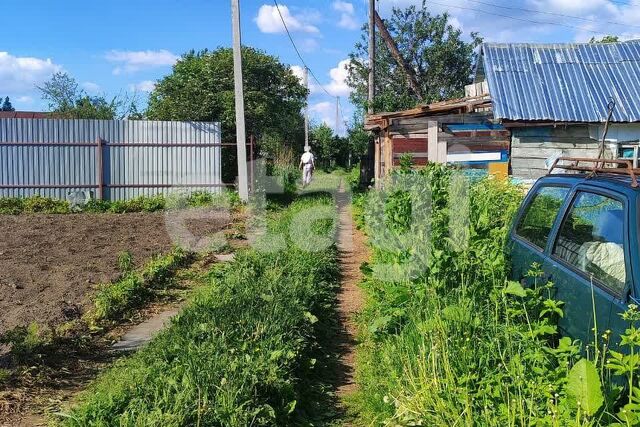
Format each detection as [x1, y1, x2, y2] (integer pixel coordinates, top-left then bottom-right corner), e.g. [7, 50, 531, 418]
[105, 49, 178, 75]
[81, 81, 101, 94]
[333, 1, 359, 30]
[310, 100, 348, 135]
[0, 52, 62, 93]
[324, 59, 352, 97]
[310, 101, 335, 129]
[333, 1, 354, 14]
[290, 65, 320, 93]
[255, 4, 319, 34]
[129, 80, 156, 92]
[16, 96, 33, 104]
[299, 38, 320, 52]
[338, 14, 360, 30]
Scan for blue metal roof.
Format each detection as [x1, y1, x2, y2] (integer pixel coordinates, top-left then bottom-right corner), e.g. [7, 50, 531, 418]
[480, 41, 640, 123]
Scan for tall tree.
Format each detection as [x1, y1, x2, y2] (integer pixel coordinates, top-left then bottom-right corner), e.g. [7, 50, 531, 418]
[147, 47, 307, 154]
[347, 1, 482, 114]
[1, 97, 15, 111]
[37, 72, 138, 119]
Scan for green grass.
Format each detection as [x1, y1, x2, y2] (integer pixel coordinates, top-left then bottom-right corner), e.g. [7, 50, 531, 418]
[59, 194, 340, 426]
[90, 248, 194, 324]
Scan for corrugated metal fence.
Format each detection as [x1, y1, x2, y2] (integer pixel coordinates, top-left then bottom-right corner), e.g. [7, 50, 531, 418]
[0, 118, 223, 200]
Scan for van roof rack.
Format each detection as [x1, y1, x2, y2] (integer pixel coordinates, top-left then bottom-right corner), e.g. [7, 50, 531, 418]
[548, 157, 640, 188]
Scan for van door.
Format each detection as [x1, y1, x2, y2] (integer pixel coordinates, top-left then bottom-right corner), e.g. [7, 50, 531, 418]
[509, 185, 571, 286]
[548, 188, 629, 345]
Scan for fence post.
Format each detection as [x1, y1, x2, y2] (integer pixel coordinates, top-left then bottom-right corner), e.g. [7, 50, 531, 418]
[96, 137, 104, 200]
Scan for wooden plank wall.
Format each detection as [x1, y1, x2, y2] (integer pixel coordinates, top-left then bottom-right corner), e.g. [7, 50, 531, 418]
[510, 125, 600, 180]
[390, 121, 510, 167]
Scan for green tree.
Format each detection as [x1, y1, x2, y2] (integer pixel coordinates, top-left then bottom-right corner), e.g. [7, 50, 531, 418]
[347, 1, 482, 114]
[589, 35, 619, 43]
[310, 123, 341, 169]
[1, 97, 14, 111]
[37, 72, 138, 119]
[147, 47, 307, 155]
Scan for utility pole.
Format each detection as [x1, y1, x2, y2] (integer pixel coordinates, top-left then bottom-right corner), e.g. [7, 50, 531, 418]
[374, 11, 423, 101]
[368, 0, 375, 115]
[304, 66, 310, 151]
[335, 96, 340, 136]
[369, 0, 380, 187]
[231, 0, 249, 201]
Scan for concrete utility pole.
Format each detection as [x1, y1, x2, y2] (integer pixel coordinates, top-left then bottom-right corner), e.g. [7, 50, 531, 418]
[304, 66, 310, 151]
[368, 0, 375, 115]
[231, 0, 249, 201]
[335, 96, 340, 136]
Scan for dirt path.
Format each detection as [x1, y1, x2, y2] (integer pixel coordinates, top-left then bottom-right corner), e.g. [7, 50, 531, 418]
[334, 182, 369, 404]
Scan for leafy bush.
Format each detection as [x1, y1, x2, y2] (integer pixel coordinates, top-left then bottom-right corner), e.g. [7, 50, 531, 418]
[22, 195, 70, 213]
[0, 190, 239, 215]
[0, 197, 24, 214]
[352, 164, 640, 425]
[61, 195, 339, 425]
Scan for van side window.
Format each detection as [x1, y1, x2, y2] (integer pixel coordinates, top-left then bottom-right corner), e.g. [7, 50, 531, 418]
[516, 186, 570, 249]
[553, 192, 626, 295]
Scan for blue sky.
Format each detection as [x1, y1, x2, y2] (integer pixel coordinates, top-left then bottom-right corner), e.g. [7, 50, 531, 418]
[2, 0, 640, 132]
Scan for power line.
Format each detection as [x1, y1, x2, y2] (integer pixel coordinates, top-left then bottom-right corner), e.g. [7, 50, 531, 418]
[272, 0, 335, 99]
[463, 0, 640, 29]
[337, 97, 350, 132]
[427, 0, 618, 35]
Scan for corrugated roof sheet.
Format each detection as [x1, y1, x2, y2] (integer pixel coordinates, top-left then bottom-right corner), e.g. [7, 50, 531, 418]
[481, 41, 640, 123]
[0, 111, 52, 119]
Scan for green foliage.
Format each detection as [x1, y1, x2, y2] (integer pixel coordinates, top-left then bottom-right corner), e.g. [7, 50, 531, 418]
[310, 123, 340, 170]
[590, 35, 619, 43]
[61, 195, 339, 425]
[1, 96, 14, 111]
[351, 164, 640, 425]
[347, 0, 482, 114]
[117, 251, 133, 275]
[566, 359, 604, 417]
[37, 72, 138, 119]
[0, 322, 53, 365]
[0, 197, 25, 214]
[147, 47, 306, 169]
[0, 190, 238, 215]
[91, 248, 192, 323]
[22, 195, 70, 213]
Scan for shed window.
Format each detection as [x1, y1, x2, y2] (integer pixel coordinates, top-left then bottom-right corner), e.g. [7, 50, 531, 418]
[516, 186, 570, 249]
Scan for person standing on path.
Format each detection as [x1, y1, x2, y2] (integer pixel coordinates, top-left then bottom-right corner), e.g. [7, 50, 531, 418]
[299, 147, 315, 187]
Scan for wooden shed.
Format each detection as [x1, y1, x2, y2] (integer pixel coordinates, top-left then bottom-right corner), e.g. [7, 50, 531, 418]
[364, 95, 510, 185]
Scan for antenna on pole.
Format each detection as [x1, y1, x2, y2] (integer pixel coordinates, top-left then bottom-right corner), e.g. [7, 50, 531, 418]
[304, 66, 310, 151]
[231, 0, 249, 201]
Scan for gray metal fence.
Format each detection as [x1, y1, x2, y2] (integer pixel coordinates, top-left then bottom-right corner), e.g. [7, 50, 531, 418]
[0, 118, 223, 200]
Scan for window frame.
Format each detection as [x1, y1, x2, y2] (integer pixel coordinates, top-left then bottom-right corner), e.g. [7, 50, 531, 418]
[550, 187, 630, 300]
[513, 183, 572, 252]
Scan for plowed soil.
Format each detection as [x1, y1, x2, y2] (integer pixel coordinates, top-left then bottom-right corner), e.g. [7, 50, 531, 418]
[0, 210, 230, 335]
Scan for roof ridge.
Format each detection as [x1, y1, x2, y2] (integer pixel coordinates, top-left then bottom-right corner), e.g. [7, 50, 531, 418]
[483, 40, 640, 48]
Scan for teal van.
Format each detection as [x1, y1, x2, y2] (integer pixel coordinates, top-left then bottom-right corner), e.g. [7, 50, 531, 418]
[509, 171, 639, 347]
